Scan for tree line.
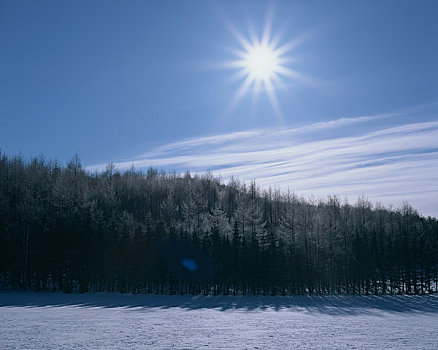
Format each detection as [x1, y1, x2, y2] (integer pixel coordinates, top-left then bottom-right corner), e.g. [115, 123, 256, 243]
[0, 152, 437, 295]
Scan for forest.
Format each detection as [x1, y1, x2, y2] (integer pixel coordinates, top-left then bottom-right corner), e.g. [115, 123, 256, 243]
[0, 152, 437, 295]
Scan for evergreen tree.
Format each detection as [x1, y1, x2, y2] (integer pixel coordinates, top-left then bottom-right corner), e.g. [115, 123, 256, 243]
[0, 151, 437, 296]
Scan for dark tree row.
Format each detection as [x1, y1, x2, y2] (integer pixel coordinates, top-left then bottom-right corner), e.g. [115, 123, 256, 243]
[0, 152, 437, 295]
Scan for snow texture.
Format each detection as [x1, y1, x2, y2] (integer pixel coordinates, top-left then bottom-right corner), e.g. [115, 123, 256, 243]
[1, 293, 437, 349]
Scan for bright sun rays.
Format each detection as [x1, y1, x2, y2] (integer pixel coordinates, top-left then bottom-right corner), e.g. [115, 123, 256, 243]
[221, 13, 308, 120]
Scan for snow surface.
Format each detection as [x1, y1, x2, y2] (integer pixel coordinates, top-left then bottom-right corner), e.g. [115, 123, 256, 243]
[1, 293, 438, 349]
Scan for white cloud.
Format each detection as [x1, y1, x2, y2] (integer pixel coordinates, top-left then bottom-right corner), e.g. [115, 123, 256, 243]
[88, 107, 438, 217]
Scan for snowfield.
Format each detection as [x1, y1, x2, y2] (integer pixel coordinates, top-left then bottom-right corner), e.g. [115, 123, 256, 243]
[1, 293, 438, 349]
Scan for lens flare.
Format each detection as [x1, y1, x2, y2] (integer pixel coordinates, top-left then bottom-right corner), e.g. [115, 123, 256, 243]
[181, 258, 198, 271]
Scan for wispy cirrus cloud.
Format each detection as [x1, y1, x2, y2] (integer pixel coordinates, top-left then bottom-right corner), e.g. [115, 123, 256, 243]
[89, 104, 438, 217]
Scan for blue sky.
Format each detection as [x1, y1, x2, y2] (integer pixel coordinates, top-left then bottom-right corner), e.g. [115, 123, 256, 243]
[1, 1, 437, 216]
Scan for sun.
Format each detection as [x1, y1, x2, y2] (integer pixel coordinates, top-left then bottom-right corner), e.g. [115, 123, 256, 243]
[220, 16, 308, 119]
[244, 44, 279, 81]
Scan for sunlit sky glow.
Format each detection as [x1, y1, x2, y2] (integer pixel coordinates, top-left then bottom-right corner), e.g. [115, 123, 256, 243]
[1, 0, 437, 217]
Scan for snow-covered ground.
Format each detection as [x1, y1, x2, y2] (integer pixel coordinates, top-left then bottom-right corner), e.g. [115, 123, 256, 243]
[1, 293, 437, 349]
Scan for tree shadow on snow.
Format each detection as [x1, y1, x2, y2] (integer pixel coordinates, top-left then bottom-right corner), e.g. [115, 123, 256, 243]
[1, 292, 438, 316]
